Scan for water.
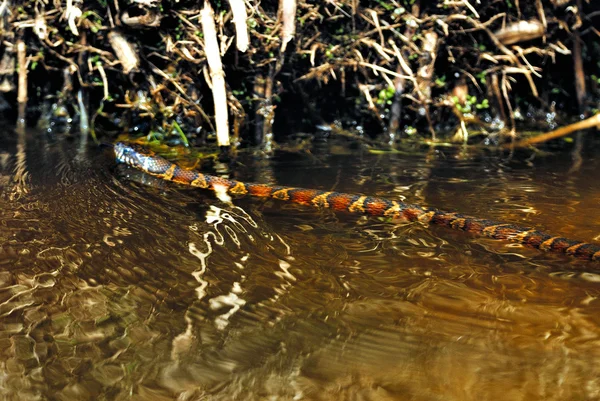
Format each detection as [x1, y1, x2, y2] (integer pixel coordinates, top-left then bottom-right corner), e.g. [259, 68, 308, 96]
[1, 130, 600, 400]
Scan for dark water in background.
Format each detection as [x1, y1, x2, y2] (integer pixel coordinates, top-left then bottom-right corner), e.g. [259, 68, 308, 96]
[1, 129, 600, 401]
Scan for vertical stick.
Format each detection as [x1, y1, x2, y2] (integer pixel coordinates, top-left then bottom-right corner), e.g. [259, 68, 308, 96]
[386, 3, 418, 143]
[78, 30, 90, 137]
[417, 31, 438, 141]
[16, 40, 27, 127]
[261, 63, 277, 153]
[279, 0, 296, 52]
[572, 0, 586, 114]
[253, 74, 266, 145]
[572, 31, 585, 170]
[201, 1, 230, 147]
[570, 0, 587, 171]
[387, 69, 404, 143]
[387, 41, 412, 142]
[572, 36, 586, 113]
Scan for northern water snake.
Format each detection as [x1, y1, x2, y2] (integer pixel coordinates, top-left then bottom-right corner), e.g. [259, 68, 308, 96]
[114, 141, 600, 262]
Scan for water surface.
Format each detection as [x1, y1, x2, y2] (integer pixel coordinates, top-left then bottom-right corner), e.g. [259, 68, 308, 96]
[1, 130, 600, 400]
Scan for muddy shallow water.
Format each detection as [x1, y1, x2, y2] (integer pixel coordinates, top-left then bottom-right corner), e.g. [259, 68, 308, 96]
[1, 129, 600, 400]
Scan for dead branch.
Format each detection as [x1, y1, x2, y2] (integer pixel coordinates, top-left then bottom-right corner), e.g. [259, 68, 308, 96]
[508, 113, 600, 148]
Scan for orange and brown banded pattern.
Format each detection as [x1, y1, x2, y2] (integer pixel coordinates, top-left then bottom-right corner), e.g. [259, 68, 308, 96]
[114, 142, 600, 262]
[326, 193, 356, 211]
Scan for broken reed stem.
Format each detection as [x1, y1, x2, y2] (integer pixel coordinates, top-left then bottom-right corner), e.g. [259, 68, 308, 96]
[227, 0, 249, 52]
[16, 40, 27, 127]
[279, 0, 297, 52]
[107, 31, 140, 74]
[201, 1, 230, 147]
[507, 113, 600, 148]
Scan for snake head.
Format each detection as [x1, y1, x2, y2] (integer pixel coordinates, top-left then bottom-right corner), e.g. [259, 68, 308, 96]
[114, 141, 168, 175]
[114, 142, 147, 167]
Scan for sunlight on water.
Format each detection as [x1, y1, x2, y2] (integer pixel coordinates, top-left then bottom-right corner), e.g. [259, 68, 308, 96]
[1, 130, 600, 400]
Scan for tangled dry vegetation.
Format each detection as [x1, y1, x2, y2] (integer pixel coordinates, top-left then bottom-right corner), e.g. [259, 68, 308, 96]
[0, 0, 599, 149]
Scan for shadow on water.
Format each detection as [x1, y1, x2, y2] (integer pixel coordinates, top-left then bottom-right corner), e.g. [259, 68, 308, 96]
[1, 129, 600, 400]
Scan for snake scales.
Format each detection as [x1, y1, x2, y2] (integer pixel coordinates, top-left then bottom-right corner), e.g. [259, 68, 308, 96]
[114, 142, 600, 262]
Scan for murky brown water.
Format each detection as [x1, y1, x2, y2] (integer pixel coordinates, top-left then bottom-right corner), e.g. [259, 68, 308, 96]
[2, 129, 600, 400]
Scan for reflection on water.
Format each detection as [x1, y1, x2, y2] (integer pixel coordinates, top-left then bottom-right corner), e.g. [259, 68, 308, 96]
[1, 130, 600, 400]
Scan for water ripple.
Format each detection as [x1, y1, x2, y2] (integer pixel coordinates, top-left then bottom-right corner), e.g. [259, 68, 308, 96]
[1, 134, 600, 400]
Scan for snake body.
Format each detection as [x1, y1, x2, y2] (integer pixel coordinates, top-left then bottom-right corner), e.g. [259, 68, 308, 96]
[114, 142, 600, 261]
